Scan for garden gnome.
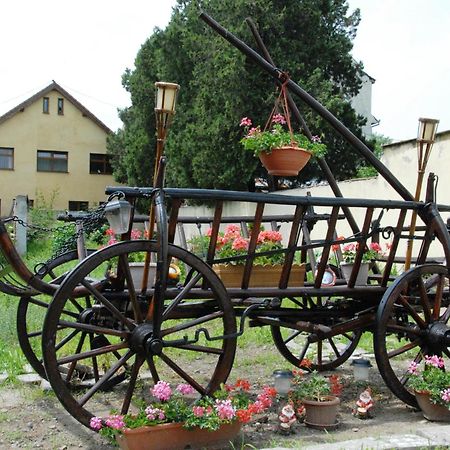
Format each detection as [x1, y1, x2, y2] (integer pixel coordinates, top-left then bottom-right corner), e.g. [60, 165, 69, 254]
[353, 387, 374, 419]
[278, 404, 297, 433]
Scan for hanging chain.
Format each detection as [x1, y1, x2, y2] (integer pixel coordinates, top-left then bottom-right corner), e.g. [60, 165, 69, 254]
[7, 202, 108, 268]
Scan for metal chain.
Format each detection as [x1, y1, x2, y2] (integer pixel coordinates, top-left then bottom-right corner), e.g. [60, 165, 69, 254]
[8, 203, 108, 270]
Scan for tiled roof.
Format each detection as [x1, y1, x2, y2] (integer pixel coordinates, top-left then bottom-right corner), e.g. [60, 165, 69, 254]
[0, 81, 112, 133]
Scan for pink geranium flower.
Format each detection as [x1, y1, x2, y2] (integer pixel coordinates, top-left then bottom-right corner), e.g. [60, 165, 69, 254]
[151, 381, 172, 402]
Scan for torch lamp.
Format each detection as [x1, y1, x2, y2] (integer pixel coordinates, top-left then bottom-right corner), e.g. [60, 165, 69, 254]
[153, 82, 180, 186]
[142, 82, 180, 298]
[404, 117, 439, 270]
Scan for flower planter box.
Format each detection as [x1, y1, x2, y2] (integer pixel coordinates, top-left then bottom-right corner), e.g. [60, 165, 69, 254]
[116, 421, 241, 450]
[214, 263, 305, 288]
[129, 262, 156, 289]
[340, 262, 370, 286]
[259, 146, 311, 176]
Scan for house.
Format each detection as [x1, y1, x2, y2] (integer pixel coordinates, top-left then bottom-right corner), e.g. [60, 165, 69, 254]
[350, 71, 380, 137]
[0, 81, 122, 214]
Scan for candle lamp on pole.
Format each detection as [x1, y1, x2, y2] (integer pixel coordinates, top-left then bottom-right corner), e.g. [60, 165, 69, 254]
[142, 82, 180, 297]
[404, 117, 439, 270]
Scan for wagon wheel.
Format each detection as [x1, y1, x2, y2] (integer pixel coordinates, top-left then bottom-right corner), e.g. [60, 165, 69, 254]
[17, 249, 95, 379]
[271, 313, 362, 371]
[374, 264, 450, 407]
[42, 240, 236, 428]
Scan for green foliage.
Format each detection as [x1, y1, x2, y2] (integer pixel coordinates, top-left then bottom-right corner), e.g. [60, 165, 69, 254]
[108, 0, 369, 190]
[289, 370, 342, 403]
[27, 190, 58, 244]
[356, 133, 392, 178]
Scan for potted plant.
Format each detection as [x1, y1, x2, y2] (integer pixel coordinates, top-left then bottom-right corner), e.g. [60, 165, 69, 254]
[188, 224, 305, 287]
[288, 367, 343, 429]
[239, 114, 327, 176]
[339, 241, 383, 285]
[407, 355, 450, 422]
[90, 379, 276, 450]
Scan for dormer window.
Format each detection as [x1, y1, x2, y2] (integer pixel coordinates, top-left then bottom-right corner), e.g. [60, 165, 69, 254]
[43, 97, 49, 114]
[57, 98, 64, 115]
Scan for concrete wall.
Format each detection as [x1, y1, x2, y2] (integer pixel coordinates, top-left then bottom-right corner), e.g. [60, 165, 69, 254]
[0, 90, 122, 213]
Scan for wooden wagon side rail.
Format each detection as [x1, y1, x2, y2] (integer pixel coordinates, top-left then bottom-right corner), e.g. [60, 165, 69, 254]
[107, 186, 450, 295]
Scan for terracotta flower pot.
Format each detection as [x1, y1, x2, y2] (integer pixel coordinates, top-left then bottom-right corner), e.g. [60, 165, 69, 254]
[415, 391, 450, 422]
[259, 146, 311, 176]
[302, 395, 340, 430]
[116, 421, 241, 450]
[213, 263, 305, 288]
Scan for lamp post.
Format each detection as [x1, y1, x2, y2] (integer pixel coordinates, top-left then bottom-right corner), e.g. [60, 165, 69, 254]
[404, 117, 439, 270]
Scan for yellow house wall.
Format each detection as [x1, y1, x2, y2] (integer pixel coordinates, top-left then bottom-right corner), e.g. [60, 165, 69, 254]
[0, 90, 122, 213]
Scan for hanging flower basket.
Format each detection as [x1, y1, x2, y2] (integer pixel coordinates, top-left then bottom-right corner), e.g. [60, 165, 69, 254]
[259, 146, 312, 176]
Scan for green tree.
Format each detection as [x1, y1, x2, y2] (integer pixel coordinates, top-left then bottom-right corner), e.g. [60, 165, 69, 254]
[356, 133, 392, 178]
[108, 0, 370, 190]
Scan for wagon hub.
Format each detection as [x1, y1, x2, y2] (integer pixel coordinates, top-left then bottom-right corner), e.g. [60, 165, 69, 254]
[129, 323, 163, 356]
[426, 321, 450, 350]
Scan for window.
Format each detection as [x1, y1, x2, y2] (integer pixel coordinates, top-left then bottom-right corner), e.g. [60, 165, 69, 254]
[68, 201, 88, 211]
[43, 97, 49, 113]
[0, 147, 13, 170]
[37, 150, 68, 172]
[57, 98, 64, 115]
[89, 153, 113, 174]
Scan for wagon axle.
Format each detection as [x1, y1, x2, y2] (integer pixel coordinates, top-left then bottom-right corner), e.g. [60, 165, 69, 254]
[426, 321, 450, 350]
[130, 323, 163, 355]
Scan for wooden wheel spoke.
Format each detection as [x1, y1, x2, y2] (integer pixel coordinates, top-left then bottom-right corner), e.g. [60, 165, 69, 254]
[317, 340, 323, 365]
[89, 335, 100, 382]
[433, 274, 445, 320]
[387, 339, 421, 359]
[118, 254, 143, 323]
[418, 277, 432, 323]
[28, 297, 50, 308]
[56, 341, 129, 366]
[170, 343, 224, 355]
[297, 341, 310, 363]
[58, 319, 128, 338]
[69, 297, 85, 313]
[55, 329, 80, 352]
[283, 330, 302, 345]
[161, 311, 224, 337]
[162, 272, 202, 320]
[81, 280, 135, 330]
[398, 294, 427, 328]
[328, 337, 341, 358]
[65, 332, 88, 383]
[27, 330, 43, 339]
[79, 350, 134, 406]
[146, 356, 160, 384]
[60, 308, 80, 320]
[159, 352, 206, 395]
[121, 355, 145, 415]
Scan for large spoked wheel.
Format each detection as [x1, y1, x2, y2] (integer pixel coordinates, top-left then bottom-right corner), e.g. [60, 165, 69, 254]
[42, 240, 236, 428]
[270, 294, 362, 371]
[17, 250, 94, 379]
[374, 264, 450, 407]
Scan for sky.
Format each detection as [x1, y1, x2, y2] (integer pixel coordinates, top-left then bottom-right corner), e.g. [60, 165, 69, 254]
[1, 1, 449, 142]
